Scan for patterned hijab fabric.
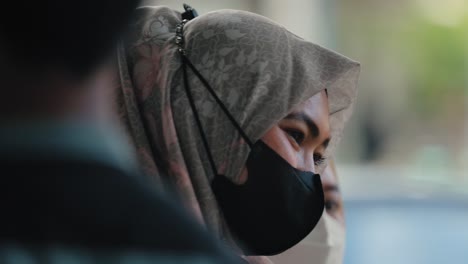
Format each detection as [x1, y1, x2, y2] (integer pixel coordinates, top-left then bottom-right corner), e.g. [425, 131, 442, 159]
[116, 5, 359, 258]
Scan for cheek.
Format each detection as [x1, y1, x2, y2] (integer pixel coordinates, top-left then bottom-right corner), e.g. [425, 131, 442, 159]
[260, 125, 298, 167]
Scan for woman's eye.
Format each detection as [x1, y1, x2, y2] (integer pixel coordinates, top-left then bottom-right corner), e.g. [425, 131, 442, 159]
[313, 153, 326, 166]
[285, 129, 305, 144]
[325, 199, 339, 212]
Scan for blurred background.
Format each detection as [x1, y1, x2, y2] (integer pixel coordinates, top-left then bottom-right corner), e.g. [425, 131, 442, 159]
[145, 0, 468, 263]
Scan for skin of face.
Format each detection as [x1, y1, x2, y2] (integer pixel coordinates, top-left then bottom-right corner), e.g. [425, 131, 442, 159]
[321, 159, 345, 225]
[237, 90, 331, 183]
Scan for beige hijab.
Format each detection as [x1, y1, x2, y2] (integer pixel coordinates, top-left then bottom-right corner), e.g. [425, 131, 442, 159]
[116, 5, 359, 261]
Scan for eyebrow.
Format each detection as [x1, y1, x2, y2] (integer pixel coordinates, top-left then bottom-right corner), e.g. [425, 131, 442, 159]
[286, 112, 319, 137]
[285, 112, 331, 148]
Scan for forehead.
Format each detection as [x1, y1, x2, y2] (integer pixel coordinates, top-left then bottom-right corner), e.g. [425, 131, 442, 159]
[298, 90, 329, 115]
[293, 90, 330, 130]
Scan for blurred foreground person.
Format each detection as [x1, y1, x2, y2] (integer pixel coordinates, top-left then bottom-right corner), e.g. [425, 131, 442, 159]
[270, 159, 346, 264]
[116, 5, 359, 263]
[0, 1, 241, 263]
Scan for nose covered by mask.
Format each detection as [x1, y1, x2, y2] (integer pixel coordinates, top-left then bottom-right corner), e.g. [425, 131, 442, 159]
[212, 140, 325, 256]
[269, 211, 346, 264]
[177, 21, 325, 256]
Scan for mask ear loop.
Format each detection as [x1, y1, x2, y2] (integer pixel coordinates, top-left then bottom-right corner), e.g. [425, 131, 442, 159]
[180, 54, 219, 176]
[176, 18, 253, 178]
[182, 58, 253, 147]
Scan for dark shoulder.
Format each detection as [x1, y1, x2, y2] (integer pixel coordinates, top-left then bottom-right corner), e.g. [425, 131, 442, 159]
[0, 159, 241, 263]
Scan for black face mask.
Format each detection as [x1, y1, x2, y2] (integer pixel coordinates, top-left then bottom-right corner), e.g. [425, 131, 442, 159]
[176, 15, 325, 256]
[212, 140, 324, 256]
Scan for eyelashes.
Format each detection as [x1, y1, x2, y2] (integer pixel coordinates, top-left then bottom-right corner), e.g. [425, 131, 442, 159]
[313, 153, 326, 166]
[325, 199, 340, 211]
[284, 128, 326, 166]
[284, 128, 305, 144]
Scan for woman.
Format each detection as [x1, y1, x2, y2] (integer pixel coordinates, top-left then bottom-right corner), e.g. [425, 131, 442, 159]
[270, 159, 347, 264]
[115, 5, 359, 263]
[322, 160, 346, 225]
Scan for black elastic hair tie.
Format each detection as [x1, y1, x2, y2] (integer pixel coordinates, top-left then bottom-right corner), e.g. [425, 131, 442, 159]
[181, 3, 198, 20]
